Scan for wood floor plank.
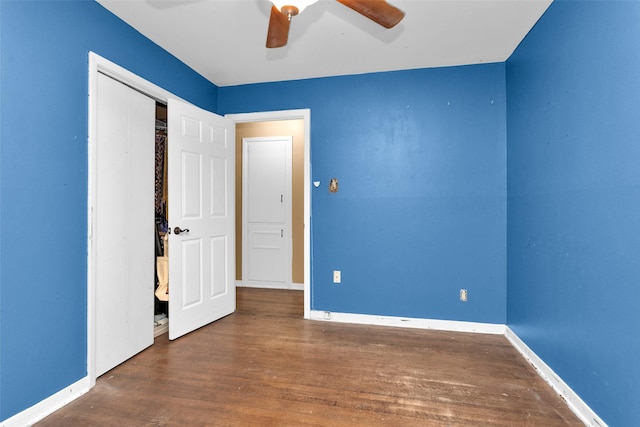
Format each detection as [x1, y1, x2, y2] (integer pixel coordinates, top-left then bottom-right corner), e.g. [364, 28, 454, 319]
[36, 288, 583, 426]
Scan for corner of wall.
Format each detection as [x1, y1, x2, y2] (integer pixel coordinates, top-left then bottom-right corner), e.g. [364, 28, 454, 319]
[504, 327, 607, 427]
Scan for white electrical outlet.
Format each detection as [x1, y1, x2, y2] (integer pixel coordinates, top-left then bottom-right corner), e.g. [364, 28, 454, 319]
[333, 270, 341, 283]
[460, 289, 468, 302]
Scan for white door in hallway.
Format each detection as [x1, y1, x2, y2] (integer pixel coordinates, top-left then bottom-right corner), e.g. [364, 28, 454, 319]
[243, 137, 292, 288]
[167, 98, 236, 340]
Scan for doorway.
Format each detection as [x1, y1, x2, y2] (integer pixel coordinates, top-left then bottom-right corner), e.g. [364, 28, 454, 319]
[235, 121, 304, 290]
[227, 111, 311, 318]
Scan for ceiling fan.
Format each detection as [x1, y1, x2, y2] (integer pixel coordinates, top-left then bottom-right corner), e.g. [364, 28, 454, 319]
[266, 0, 405, 48]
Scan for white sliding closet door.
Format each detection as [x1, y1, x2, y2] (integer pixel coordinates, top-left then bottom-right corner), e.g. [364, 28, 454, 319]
[94, 73, 155, 376]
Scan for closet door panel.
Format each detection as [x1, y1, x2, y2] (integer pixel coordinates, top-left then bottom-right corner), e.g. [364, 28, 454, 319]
[95, 73, 155, 376]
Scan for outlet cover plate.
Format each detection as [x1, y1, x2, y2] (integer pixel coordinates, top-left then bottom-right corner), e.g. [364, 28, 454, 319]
[333, 270, 341, 283]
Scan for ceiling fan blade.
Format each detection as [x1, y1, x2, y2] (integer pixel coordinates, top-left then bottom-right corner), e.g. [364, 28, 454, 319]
[337, 0, 405, 29]
[266, 5, 291, 48]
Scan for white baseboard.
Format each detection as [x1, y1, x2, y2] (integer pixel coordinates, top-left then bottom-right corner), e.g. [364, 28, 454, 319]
[309, 310, 506, 334]
[505, 327, 607, 427]
[0, 377, 91, 427]
[236, 281, 303, 291]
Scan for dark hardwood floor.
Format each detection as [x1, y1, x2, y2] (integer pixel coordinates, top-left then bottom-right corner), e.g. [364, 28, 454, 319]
[37, 288, 583, 426]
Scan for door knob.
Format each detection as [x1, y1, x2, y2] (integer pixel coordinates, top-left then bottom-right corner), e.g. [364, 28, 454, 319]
[174, 227, 190, 235]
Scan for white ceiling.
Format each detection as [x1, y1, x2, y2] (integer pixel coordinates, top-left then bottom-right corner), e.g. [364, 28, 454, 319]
[96, 0, 552, 87]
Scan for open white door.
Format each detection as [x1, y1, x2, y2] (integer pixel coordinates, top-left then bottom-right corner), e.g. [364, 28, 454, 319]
[167, 99, 235, 340]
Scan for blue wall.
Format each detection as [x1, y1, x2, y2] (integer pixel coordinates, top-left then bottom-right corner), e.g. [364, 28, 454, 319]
[220, 65, 507, 324]
[506, 1, 640, 426]
[8, 0, 636, 425]
[0, 0, 219, 420]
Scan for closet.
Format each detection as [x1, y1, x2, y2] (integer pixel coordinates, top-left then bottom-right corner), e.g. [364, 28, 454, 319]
[92, 54, 236, 378]
[154, 102, 169, 336]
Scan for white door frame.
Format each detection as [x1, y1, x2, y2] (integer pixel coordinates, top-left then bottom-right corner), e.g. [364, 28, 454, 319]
[88, 52, 187, 386]
[226, 111, 311, 319]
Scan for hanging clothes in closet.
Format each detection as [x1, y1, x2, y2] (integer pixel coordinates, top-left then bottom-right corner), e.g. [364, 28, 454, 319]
[155, 114, 169, 309]
[155, 127, 168, 220]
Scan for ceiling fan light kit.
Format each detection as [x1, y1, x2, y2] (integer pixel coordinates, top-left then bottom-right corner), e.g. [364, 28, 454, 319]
[271, 0, 318, 17]
[266, 0, 405, 48]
